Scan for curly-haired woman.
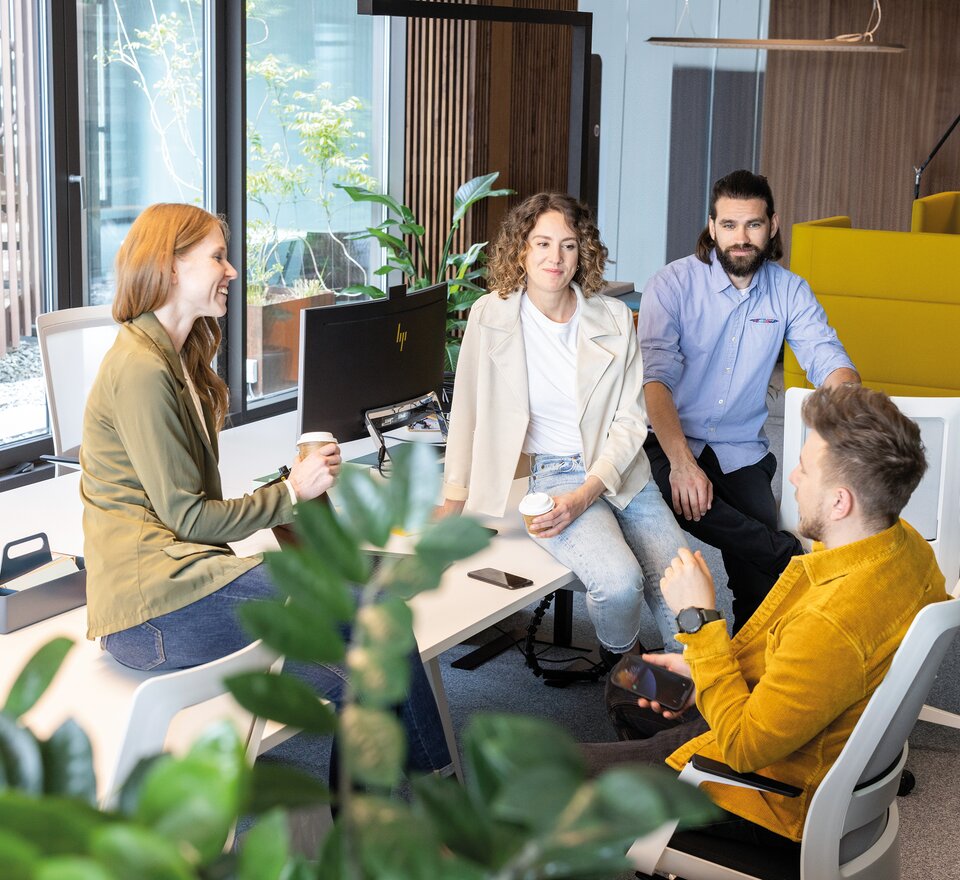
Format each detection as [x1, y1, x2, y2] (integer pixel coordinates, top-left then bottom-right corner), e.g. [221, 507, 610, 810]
[438, 192, 687, 661]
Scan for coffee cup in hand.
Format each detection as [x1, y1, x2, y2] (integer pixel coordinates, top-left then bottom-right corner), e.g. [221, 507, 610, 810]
[296, 431, 337, 461]
[519, 492, 555, 536]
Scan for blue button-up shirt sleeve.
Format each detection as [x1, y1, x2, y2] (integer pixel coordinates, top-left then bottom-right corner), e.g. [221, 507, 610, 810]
[637, 267, 684, 391]
[784, 279, 856, 387]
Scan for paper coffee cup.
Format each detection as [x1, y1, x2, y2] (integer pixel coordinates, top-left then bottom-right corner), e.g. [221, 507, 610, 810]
[519, 492, 555, 535]
[296, 431, 337, 460]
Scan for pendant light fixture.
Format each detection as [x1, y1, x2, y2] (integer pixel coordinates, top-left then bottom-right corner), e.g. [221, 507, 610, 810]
[648, 0, 905, 53]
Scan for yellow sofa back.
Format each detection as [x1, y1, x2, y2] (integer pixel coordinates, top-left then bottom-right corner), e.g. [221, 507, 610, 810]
[911, 191, 960, 234]
[785, 216, 960, 397]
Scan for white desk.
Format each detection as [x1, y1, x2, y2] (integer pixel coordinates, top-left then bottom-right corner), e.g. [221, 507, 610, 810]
[0, 412, 575, 791]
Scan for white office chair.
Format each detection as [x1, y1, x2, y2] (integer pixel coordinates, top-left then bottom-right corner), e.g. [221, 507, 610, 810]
[780, 387, 960, 730]
[631, 592, 960, 880]
[36, 305, 118, 472]
[101, 639, 282, 812]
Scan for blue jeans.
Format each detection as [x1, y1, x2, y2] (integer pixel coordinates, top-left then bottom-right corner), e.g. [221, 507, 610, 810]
[528, 454, 688, 653]
[102, 563, 451, 775]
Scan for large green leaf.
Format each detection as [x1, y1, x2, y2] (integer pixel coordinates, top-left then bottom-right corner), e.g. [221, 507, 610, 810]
[347, 645, 411, 708]
[415, 517, 491, 568]
[339, 284, 386, 300]
[335, 465, 393, 548]
[0, 827, 39, 880]
[451, 173, 514, 225]
[34, 856, 118, 880]
[246, 762, 330, 815]
[591, 765, 719, 834]
[376, 554, 446, 601]
[411, 774, 495, 866]
[340, 706, 405, 790]
[237, 600, 344, 664]
[226, 672, 337, 735]
[462, 714, 585, 815]
[355, 599, 415, 655]
[0, 713, 44, 794]
[348, 796, 442, 880]
[0, 793, 107, 855]
[134, 724, 247, 864]
[3, 638, 73, 720]
[334, 184, 414, 223]
[290, 499, 369, 584]
[237, 809, 289, 880]
[385, 443, 440, 533]
[89, 825, 195, 880]
[262, 548, 355, 625]
[39, 720, 96, 804]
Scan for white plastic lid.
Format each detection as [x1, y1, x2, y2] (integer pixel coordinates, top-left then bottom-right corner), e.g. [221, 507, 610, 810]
[518, 492, 555, 516]
[297, 431, 337, 445]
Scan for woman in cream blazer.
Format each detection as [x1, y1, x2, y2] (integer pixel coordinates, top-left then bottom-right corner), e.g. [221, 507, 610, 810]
[440, 193, 687, 661]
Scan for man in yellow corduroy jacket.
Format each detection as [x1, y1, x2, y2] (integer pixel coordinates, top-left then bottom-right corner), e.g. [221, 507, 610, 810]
[586, 383, 948, 845]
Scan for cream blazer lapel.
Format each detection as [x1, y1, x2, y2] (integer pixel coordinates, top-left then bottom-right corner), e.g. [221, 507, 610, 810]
[575, 289, 618, 424]
[480, 291, 530, 418]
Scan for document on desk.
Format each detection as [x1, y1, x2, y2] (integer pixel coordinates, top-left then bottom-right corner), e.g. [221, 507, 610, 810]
[0, 556, 80, 592]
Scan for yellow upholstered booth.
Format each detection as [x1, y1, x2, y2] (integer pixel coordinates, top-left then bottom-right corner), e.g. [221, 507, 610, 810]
[784, 216, 960, 397]
[912, 191, 960, 234]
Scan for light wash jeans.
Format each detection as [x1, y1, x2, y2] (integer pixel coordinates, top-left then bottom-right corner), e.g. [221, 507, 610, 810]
[528, 453, 688, 653]
[102, 563, 451, 776]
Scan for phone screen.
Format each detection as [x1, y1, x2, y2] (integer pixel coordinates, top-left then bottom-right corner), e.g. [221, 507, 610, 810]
[467, 567, 532, 589]
[609, 657, 694, 711]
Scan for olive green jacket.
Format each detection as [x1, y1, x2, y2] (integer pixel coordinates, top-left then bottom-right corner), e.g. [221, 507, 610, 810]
[80, 312, 293, 639]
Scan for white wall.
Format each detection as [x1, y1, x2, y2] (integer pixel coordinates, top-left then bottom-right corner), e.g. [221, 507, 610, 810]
[581, 0, 769, 288]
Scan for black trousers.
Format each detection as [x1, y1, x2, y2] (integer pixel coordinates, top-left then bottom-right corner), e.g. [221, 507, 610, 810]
[644, 435, 802, 631]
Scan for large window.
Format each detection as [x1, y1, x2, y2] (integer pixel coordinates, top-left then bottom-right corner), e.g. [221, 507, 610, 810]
[244, 0, 386, 405]
[80, 0, 210, 305]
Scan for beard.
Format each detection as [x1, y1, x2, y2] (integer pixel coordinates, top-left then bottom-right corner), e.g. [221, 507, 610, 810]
[797, 510, 826, 543]
[716, 241, 769, 279]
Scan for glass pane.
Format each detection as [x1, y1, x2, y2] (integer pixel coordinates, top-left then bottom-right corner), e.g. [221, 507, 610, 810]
[0, 0, 46, 450]
[80, 0, 208, 306]
[245, 0, 383, 404]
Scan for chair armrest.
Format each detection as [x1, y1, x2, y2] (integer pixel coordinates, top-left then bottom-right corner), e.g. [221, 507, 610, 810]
[680, 754, 802, 798]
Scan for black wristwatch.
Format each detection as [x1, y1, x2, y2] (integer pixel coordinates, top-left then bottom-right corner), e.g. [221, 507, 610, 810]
[676, 607, 723, 634]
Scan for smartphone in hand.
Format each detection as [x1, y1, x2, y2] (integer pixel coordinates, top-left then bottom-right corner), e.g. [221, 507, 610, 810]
[467, 567, 533, 589]
[609, 656, 694, 712]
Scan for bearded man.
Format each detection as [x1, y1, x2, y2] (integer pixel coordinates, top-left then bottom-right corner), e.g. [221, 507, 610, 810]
[638, 170, 859, 628]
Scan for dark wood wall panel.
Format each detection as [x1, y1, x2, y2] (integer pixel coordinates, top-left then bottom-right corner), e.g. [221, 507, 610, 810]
[405, 0, 576, 277]
[760, 0, 960, 263]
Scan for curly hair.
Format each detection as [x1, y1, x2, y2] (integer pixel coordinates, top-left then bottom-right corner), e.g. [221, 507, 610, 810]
[487, 192, 608, 298]
[113, 203, 231, 431]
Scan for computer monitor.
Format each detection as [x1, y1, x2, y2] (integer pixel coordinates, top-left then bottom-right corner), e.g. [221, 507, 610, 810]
[297, 282, 447, 442]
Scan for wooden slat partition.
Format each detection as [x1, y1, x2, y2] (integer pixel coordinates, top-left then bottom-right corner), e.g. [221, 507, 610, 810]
[405, 0, 577, 282]
[761, 0, 960, 264]
[0, 0, 42, 356]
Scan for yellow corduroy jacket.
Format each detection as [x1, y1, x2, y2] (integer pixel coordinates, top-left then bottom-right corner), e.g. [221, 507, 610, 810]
[667, 519, 947, 841]
[80, 312, 294, 639]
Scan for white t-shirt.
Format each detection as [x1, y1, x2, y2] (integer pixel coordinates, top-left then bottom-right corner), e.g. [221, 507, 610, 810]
[520, 293, 582, 456]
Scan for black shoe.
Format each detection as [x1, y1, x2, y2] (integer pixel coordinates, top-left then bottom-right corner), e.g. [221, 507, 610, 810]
[598, 645, 622, 673]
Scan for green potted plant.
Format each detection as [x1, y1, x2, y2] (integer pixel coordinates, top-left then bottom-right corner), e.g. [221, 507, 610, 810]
[0, 446, 715, 878]
[337, 173, 514, 372]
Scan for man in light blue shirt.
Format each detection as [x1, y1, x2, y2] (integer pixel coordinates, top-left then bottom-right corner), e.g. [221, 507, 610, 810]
[638, 170, 859, 629]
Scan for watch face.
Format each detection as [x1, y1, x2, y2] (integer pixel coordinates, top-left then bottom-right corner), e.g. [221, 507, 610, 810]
[677, 607, 702, 634]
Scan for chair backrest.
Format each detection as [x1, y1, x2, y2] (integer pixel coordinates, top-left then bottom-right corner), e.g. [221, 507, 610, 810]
[36, 305, 118, 456]
[101, 639, 280, 810]
[801, 594, 960, 876]
[781, 387, 960, 584]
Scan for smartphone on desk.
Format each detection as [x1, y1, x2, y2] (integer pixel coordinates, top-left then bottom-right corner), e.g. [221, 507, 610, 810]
[467, 567, 532, 589]
[609, 656, 695, 712]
